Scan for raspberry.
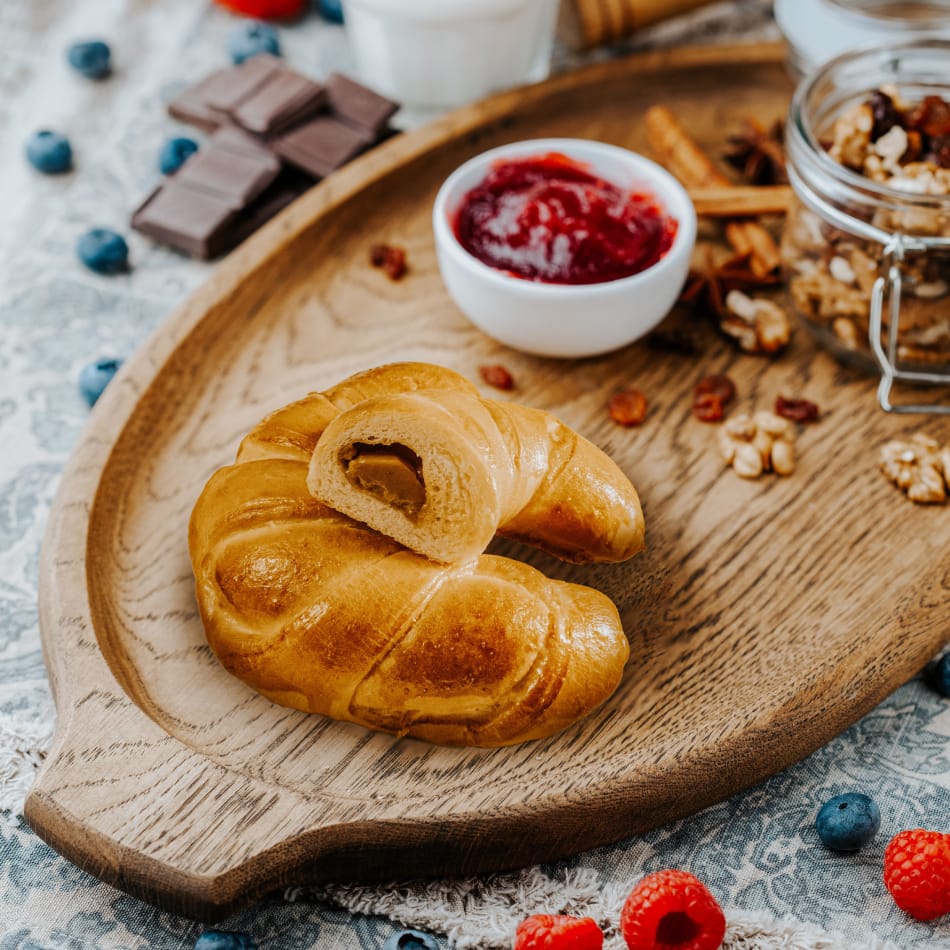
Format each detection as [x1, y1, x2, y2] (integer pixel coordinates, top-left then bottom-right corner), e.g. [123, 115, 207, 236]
[514, 914, 603, 950]
[213, 0, 306, 19]
[884, 829, 950, 921]
[621, 870, 726, 950]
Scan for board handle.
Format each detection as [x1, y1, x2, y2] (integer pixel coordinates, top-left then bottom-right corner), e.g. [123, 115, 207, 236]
[558, 0, 720, 50]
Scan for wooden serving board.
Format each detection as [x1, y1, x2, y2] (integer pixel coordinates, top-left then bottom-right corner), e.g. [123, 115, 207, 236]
[27, 43, 950, 922]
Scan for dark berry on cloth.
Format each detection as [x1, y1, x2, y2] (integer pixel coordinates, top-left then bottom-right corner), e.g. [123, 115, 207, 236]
[317, 0, 344, 24]
[194, 932, 258, 950]
[159, 137, 199, 175]
[25, 130, 73, 174]
[924, 653, 950, 697]
[77, 229, 129, 274]
[381, 930, 440, 950]
[227, 22, 281, 65]
[816, 792, 881, 851]
[67, 40, 112, 79]
[78, 358, 123, 407]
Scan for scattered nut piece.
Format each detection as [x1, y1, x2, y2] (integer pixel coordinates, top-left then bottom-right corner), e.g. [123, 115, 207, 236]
[718, 410, 796, 479]
[370, 243, 408, 281]
[609, 388, 648, 427]
[478, 364, 515, 391]
[775, 395, 820, 423]
[722, 290, 792, 354]
[879, 434, 948, 504]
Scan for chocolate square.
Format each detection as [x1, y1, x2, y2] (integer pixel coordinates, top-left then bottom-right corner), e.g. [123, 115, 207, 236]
[273, 115, 372, 178]
[173, 145, 281, 208]
[131, 184, 238, 259]
[326, 73, 399, 136]
[230, 71, 328, 136]
[201, 54, 284, 112]
[167, 69, 233, 132]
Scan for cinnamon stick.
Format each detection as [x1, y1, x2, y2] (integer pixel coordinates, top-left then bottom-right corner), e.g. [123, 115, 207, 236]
[688, 185, 792, 218]
[645, 105, 782, 276]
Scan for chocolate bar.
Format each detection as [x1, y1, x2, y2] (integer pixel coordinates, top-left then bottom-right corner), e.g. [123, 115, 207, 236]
[273, 115, 373, 178]
[201, 54, 284, 113]
[326, 73, 399, 137]
[230, 70, 327, 136]
[172, 143, 280, 207]
[167, 69, 234, 132]
[131, 184, 239, 259]
[140, 60, 399, 259]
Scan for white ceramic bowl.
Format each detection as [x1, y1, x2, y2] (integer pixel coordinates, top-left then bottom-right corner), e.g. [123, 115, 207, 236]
[432, 138, 697, 358]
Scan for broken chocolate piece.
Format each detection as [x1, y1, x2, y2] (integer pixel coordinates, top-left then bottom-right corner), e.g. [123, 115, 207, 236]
[173, 144, 280, 208]
[131, 184, 239, 259]
[201, 54, 284, 112]
[230, 69, 327, 136]
[167, 69, 234, 132]
[326, 72, 399, 136]
[274, 115, 372, 178]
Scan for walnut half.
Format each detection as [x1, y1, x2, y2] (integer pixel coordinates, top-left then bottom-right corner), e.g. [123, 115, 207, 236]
[723, 290, 792, 354]
[718, 411, 796, 479]
[879, 434, 949, 504]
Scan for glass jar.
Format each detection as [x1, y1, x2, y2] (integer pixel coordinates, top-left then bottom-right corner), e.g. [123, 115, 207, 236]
[776, 0, 950, 80]
[782, 40, 950, 413]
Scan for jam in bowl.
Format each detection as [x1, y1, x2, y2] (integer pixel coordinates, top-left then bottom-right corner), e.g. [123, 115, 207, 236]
[433, 138, 697, 358]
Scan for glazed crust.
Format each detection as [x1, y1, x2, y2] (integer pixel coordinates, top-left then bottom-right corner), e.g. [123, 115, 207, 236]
[303, 366, 645, 564]
[189, 362, 638, 746]
[189, 457, 631, 747]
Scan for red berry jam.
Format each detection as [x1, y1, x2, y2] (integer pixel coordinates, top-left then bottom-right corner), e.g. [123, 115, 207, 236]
[454, 152, 677, 285]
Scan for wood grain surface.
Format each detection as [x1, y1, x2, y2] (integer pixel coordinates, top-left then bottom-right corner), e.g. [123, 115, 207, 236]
[25, 43, 950, 922]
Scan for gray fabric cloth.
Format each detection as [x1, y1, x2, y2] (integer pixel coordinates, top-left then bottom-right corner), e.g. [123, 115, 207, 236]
[1, 1, 948, 948]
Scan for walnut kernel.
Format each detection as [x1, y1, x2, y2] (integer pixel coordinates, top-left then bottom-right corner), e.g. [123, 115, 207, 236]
[718, 410, 797, 479]
[879, 434, 948, 504]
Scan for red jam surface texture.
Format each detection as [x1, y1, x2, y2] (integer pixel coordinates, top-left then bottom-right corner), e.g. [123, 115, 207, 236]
[453, 152, 677, 285]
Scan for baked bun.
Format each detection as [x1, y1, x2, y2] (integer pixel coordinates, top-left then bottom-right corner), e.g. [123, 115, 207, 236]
[305, 373, 645, 564]
[237, 362, 476, 464]
[188, 456, 630, 747]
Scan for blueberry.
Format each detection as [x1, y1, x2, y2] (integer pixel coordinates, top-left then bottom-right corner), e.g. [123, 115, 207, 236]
[193, 932, 257, 950]
[924, 653, 950, 697]
[159, 136, 199, 175]
[816, 792, 881, 851]
[381, 930, 440, 950]
[227, 22, 281, 65]
[67, 40, 112, 79]
[77, 228, 129, 274]
[79, 358, 123, 407]
[25, 130, 73, 174]
[317, 0, 344, 24]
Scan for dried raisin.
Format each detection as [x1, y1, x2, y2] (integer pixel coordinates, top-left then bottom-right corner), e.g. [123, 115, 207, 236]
[478, 364, 515, 390]
[775, 395, 820, 422]
[609, 389, 648, 426]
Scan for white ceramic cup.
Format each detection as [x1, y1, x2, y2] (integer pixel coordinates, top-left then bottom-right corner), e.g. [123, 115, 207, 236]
[341, 0, 559, 123]
[432, 138, 698, 359]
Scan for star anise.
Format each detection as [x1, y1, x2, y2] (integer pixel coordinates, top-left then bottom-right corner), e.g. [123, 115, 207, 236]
[724, 117, 788, 186]
[678, 247, 781, 320]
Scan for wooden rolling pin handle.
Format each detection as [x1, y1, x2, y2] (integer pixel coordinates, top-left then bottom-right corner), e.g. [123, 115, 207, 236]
[560, 0, 720, 50]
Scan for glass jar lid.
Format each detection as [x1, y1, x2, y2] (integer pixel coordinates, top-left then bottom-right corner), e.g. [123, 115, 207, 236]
[775, 0, 950, 77]
[826, 0, 950, 30]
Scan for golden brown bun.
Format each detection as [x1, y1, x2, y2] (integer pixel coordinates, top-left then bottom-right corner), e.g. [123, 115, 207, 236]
[237, 362, 477, 464]
[302, 367, 645, 564]
[188, 456, 630, 747]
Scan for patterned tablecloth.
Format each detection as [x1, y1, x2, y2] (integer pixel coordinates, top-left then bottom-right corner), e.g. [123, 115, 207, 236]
[1, 1, 948, 948]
